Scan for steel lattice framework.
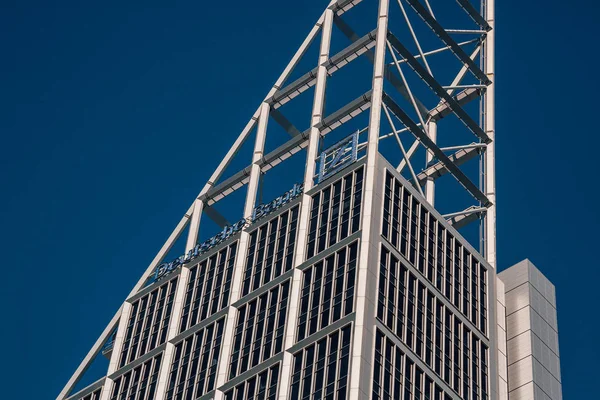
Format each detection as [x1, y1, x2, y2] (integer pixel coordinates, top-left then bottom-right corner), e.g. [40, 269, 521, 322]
[58, 0, 495, 398]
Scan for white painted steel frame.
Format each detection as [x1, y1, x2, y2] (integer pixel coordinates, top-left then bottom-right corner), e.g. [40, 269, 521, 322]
[58, 0, 497, 398]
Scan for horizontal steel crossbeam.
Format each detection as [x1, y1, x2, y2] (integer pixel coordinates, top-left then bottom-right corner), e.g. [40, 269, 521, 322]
[455, 0, 491, 30]
[382, 93, 491, 206]
[404, 0, 491, 85]
[416, 146, 480, 185]
[428, 87, 481, 120]
[331, 0, 363, 15]
[268, 29, 377, 108]
[387, 32, 490, 143]
[200, 92, 373, 204]
[334, 15, 429, 117]
[447, 205, 486, 229]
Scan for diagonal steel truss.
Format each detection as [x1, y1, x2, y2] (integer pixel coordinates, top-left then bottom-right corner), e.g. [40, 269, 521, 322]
[57, 0, 495, 398]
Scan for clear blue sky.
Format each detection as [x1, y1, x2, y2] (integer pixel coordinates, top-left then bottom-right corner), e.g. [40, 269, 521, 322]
[1, 0, 595, 398]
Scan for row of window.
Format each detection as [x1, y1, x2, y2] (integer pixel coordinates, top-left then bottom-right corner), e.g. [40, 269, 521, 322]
[374, 329, 453, 400]
[110, 354, 162, 400]
[242, 206, 299, 297]
[69, 387, 102, 400]
[378, 247, 489, 399]
[120, 277, 178, 368]
[229, 281, 291, 379]
[297, 241, 358, 341]
[224, 363, 280, 400]
[179, 243, 238, 333]
[166, 318, 226, 400]
[382, 172, 488, 334]
[290, 324, 352, 400]
[307, 167, 364, 258]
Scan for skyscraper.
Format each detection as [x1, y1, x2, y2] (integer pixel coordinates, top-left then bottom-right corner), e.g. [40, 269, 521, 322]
[57, 1, 562, 400]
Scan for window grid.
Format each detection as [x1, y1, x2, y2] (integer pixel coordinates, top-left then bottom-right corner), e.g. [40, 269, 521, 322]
[377, 245, 489, 397]
[290, 324, 352, 400]
[72, 388, 102, 400]
[307, 167, 363, 258]
[179, 242, 238, 333]
[110, 354, 162, 400]
[373, 329, 456, 400]
[165, 318, 225, 400]
[230, 281, 291, 378]
[224, 363, 280, 400]
[297, 241, 358, 341]
[381, 172, 488, 334]
[242, 206, 299, 297]
[120, 277, 178, 368]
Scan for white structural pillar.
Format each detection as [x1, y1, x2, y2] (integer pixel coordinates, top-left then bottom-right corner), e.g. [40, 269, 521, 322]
[153, 198, 205, 400]
[349, 0, 389, 399]
[484, 0, 496, 270]
[278, 7, 334, 399]
[425, 119, 437, 206]
[214, 102, 270, 399]
[495, 277, 509, 400]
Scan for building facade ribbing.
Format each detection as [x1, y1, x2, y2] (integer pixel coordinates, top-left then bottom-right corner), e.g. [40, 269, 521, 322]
[63, 154, 563, 400]
[59, 1, 563, 399]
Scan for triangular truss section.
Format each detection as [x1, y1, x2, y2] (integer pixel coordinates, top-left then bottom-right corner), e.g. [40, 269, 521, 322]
[58, 0, 495, 398]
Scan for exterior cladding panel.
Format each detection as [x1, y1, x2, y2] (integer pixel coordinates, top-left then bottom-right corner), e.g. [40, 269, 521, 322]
[498, 260, 563, 400]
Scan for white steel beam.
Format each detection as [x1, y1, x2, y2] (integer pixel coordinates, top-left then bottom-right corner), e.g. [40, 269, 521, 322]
[383, 105, 425, 197]
[404, 0, 491, 84]
[195, 4, 327, 202]
[215, 102, 271, 399]
[333, 14, 429, 118]
[484, 0, 497, 269]
[279, 5, 335, 399]
[153, 199, 204, 400]
[383, 93, 491, 206]
[397, 138, 420, 172]
[350, 1, 389, 398]
[387, 32, 489, 142]
[425, 119, 437, 205]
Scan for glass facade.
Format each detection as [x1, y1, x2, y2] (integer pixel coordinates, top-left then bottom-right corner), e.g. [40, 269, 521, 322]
[243, 205, 299, 297]
[290, 324, 352, 400]
[165, 318, 226, 399]
[229, 281, 291, 379]
[68, 387, 102, 400]
[179, 242, 238, 333]
[69, 161, 498, 400]
[110, 353, 163, 400]
[119, 277, 178, 368]
[297, 241, 358, 341]
[373, 329, 454, 400]
[382, 172, 488, 335]
[224, 363, 281, 400]
[378, 171, 490, 400]
[307, 167, 363, 259]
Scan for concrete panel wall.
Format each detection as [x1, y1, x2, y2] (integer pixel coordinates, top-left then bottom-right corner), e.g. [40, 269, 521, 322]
[498, 260, 562, 400]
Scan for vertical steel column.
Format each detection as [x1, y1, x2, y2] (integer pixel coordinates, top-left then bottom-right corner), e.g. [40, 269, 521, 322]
[425, 119, 437, 206]
[97, 304, 132, 400]
[278, 7, 334, 399]
[349, 0, 389, 398]
[483, 0, 496, 269]
[214, 102, 270, 398]
[153, 199, 204, 400]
